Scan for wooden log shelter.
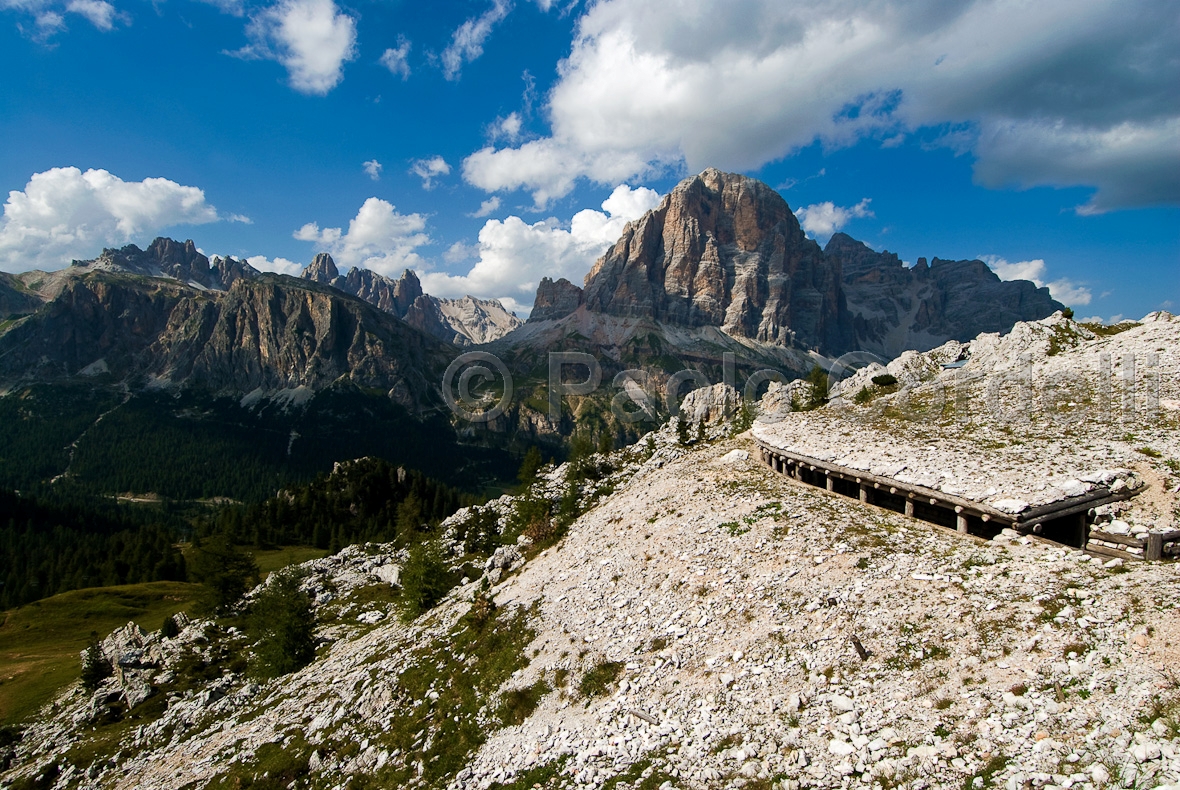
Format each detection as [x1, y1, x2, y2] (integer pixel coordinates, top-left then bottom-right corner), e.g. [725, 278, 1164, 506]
[753, 441, 1171, 561]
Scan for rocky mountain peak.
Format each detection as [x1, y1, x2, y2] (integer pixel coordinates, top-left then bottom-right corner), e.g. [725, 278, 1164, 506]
[579, 168, 852, 353]
[528, 277, 583, 322]
[145, 237, 212, 285]
[302, 253, 340, 284]
[70, 238, 217, 288]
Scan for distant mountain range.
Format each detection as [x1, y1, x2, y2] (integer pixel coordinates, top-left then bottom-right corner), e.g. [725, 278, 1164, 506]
[0, 169, 1070, 496]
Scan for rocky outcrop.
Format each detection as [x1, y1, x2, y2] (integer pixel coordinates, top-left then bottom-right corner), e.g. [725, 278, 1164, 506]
[210, 255, 259, 290]
[0, 273, 40, 319]
[582, 168, 855, 354]
[826, 233, 1064, 357]
[516, 170, 1063, 371]
[341, 267, 423, 318]
[528, 277, 583, 322]
[76, 239, 220, 288]
[0, 268, 454, 409]
[6, 357, 1178, 789]
[0, 273, 194, 380]
[404, 294, 523, 346]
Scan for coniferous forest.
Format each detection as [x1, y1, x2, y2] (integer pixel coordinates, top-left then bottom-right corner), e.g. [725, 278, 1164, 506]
[0, 489, 187, 610]
[0, 381, 525, 610]
[0, 457, 486, 610]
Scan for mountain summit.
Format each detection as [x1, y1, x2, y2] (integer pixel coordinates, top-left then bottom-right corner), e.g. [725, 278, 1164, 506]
[522, 169, 1063, 361]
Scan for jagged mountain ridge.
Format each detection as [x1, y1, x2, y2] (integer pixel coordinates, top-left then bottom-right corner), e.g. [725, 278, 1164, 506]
[0, 239, 520, 350]
[522, 169, 1063, 362]
[826, 232, 1066, 358]
[0, 267, 454, 409]
[299, 255, 523, 347]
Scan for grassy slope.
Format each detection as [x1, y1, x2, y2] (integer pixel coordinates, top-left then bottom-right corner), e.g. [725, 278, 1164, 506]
[252, 546, 330, 577]
[0, 581, 201, 726]
[0, 546, 329, 727]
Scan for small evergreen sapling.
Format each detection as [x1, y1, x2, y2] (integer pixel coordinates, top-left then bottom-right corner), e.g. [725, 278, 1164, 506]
[81, 631, 113, 691]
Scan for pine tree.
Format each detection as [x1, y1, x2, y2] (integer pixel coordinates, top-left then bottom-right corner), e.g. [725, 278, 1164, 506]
[516, 446, 544, 486]
[806, 365, 829, 410]
[247, 569, 316, 678]
[81, 631, 112, 691]
[188, 533, 259, 614]
[398, 540, 453, 621]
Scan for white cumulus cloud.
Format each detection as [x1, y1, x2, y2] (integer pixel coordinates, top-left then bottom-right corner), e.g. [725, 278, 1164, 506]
[294, 197, 429, 276]
[379, 37, 411, 80]
[0, 167, 223, 271]
[463, 0, 1179, 212]
[469, 196, 501, 218]
[245, 255, 303, 276]
[794, 199, 873, 239]
[440, 0, 510, 81]
[409, 156, 451, 190]
[981, 255, 1092, 306]
[421, 184, 661, 313]
[241, 0, 356, 95]
[362, 159, 382, 181]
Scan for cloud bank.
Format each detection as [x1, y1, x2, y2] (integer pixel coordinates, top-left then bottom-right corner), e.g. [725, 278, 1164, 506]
[795, 199, 873, 239]
[463, 0, 1179, 212]
[420, 184, 661, 314]
[294, 197, 429, 275]
[982, 255, 1093, 306]
[0, 167, 224, 271]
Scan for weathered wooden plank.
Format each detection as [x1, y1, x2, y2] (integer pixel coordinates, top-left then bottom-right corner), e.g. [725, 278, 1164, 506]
[1086, 530, 1145, 548]
[1017, 492, 1135, 528]
[1018, 488, 1113, 521]
[1084, 544, 1141, 562]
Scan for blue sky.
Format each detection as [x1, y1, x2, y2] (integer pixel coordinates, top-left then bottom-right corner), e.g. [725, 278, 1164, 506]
[1, 0, 1176, 320]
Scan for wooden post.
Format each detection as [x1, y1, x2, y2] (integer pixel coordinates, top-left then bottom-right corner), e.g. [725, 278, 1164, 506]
[954, 506, 967, 534]
[1146, 532, 1164, 561]
[859, 485, 868, 504]
[826, 474, 834, 492]
[905, 497, 914, 517]
[849, 635, 869, 661]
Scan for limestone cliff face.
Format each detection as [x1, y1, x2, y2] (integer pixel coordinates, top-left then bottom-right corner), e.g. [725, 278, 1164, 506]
[528, 278, 583, 322]
[404, 294, 523, 346]
[339, 267, 423, 318]
[0, 274, 192, 380]
[0, 269, 452, 410]
[148, 276, 447, 406]
[580, 168, 854, 353]
[302, 253, 340, 285]
[523, 170, 1062, 363]
[825, 232, 1064, 357]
